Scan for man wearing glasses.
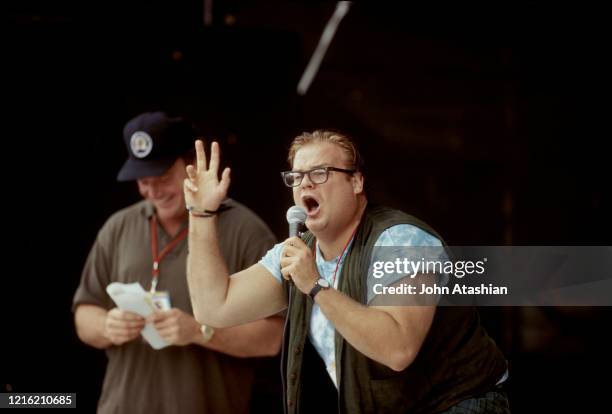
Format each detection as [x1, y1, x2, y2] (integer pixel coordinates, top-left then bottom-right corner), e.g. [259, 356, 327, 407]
[185, 130, 510, 413]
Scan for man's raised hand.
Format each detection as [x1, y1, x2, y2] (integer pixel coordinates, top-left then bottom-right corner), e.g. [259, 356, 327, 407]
[184, 140, 231, 212]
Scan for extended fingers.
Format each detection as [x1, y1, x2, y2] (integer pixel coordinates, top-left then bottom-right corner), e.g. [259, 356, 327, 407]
[195, 140, 207, 171]
[208, 141, 220, 174]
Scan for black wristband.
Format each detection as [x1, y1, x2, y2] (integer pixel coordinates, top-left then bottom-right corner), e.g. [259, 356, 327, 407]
[187, 204, 233, 218]
[187, 206, 217, 217]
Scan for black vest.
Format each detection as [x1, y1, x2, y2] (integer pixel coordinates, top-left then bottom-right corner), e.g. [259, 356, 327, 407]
[281, 205, 507, 413]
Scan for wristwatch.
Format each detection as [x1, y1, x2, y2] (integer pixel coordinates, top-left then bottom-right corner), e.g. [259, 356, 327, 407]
[309, 278, 330, 300]
[200, 324, 215, 343]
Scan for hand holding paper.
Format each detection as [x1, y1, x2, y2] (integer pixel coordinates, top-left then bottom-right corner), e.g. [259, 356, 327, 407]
[148, 308, 202, 346]
[106, 282, 170, 349]
[104, 308, 145, 345]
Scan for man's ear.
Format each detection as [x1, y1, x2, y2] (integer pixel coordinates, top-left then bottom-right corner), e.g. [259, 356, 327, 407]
[352, 172, 364, 194]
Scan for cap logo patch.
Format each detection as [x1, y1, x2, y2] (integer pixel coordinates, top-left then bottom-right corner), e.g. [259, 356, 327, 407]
[130, 131, 153, 158]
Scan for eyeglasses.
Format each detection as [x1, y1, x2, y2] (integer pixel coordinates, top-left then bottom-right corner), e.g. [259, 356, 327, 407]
[280, 166, 356, 187]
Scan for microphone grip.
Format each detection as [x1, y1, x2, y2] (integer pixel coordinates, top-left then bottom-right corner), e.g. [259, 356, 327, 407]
[289, 222, 302, 238]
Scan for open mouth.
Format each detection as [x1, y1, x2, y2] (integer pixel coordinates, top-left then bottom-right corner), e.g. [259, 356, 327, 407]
[302, 195, 320, 216]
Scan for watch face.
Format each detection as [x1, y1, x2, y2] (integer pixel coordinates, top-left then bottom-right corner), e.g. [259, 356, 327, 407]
[201, 325, 214, 341]
[318, 278, 330, 288]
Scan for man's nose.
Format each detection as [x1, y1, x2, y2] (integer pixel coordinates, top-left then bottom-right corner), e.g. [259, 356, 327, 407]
[143, 183, 162, 198]
[150, 184, 163, 198]
[300, 173, 315, 189]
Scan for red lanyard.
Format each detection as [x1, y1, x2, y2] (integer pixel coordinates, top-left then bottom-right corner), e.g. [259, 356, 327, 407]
[149, 215, 188, 292]
[314, 226, 358, 287]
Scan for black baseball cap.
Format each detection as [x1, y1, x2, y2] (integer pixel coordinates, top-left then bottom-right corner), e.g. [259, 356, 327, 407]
[117, 111, 195, 181]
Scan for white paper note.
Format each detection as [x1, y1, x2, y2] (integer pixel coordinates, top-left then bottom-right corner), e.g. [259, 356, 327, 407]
[106, 282, 170, 350]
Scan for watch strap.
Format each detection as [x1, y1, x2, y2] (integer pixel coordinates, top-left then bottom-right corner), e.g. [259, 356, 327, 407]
[309, 279, 329, 300]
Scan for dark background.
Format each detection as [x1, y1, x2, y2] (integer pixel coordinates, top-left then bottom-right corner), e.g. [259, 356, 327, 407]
[4, 1, 611, 412]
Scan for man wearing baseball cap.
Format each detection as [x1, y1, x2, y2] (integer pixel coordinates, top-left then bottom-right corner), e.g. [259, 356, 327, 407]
[73, 111, 283, 413]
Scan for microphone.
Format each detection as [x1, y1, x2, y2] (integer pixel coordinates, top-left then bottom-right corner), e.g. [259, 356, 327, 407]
[286, 206, 306, 237]
[281, 205, 307, 408]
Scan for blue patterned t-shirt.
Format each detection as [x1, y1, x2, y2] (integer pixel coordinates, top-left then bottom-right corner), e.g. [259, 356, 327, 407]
[259, 224, 443, 387]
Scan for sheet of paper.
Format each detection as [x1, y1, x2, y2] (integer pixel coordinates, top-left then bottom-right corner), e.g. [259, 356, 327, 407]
[106, 282, 170, 350]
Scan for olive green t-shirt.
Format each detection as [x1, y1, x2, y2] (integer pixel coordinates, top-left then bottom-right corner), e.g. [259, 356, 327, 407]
[73, 199, 277, 414]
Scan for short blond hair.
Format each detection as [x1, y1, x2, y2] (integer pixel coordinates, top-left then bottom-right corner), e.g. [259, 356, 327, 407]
[287, 129, 363, 170]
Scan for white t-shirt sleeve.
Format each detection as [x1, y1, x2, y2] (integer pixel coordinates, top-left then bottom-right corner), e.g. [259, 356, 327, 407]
[258, 242, 285, 284]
